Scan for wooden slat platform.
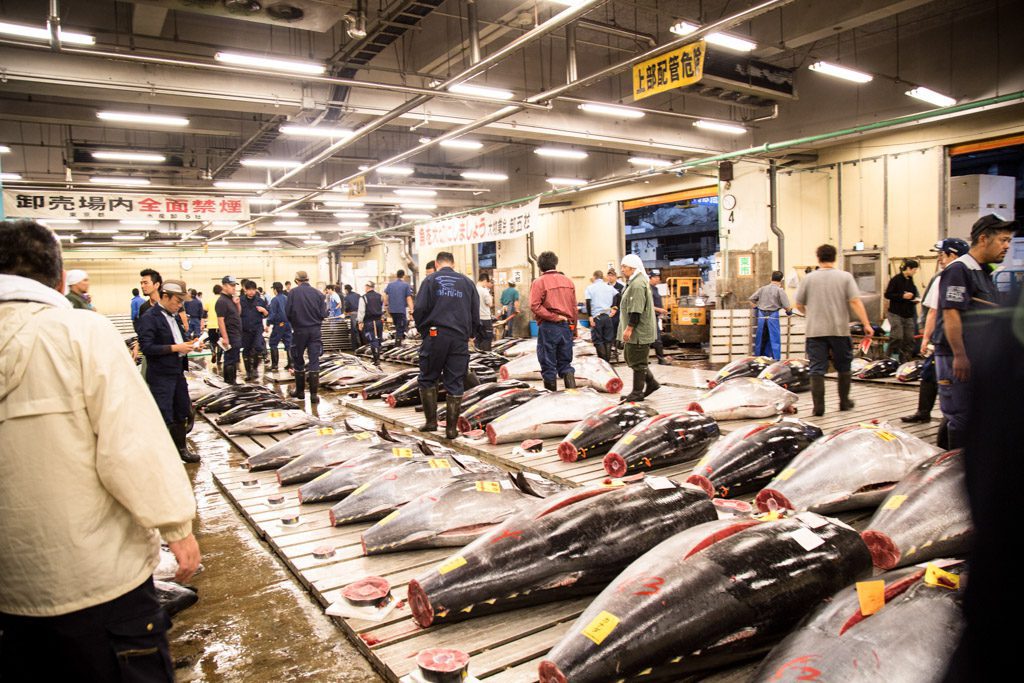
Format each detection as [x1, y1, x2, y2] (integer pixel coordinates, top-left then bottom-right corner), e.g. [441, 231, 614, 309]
[203, 361, 942, 683]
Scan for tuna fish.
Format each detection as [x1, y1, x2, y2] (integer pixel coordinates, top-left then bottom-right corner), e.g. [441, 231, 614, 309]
[224, 408, 321, 435]
[758, 358, 811, 392]
[198, 385, 278, 413]
[320, 362, 385, 388]
[497, 353, 545, 381]
[688, 377, 799, 420]
[752, 562, 965, 683]
[215, 399, 297, 425]
[456, 387, 546, 433]
[459, 380, 530, 412]
[756, 422, 943, 514]
[385, 376, 447, 408]
[501, 339, 538, 357]
[155, 580, 199, 617]
[537, 514, 873, 683]
[485, 388, 615, 445]
[572, 355, 623, 393]
[686, 418, 824, 498]
[603, 412, 720, 478]
[851, 357, 870, 373]
[860, 450, 971, 569]
[360, 473, 542, 554]
[896, 358, 925, 382]
[407, 477, 716, 628]
[854, 358, 900, 379]
[297, 441, 434, 504]
[276, 428, 413, 485]
[557, 403, 659, 463]
[361, 368, 419, 400]
[708, 356, 775, 388]
[245, 423, 361, 471]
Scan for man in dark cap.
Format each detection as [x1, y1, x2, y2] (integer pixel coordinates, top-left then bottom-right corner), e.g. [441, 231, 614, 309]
[286, 270, 328, 403]
[215, 275, 242, 384]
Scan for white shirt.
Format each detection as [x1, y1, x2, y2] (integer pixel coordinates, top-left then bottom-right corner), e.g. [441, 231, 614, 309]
[477, 284, 493, 320]
[923, 253, 981, 309]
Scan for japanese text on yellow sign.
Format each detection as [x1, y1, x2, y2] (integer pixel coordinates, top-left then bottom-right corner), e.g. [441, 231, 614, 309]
[633, 40, 706, 101]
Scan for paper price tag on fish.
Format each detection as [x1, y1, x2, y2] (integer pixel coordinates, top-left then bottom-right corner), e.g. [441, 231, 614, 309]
[428, 458, 451, 469]
[789, 526, 825, 552]
[378, 510, 400, 526]
[567, 428, 583, 441]
[924, 563, 960, 590]
[268, 411, 283, 418]
[621, 434, 637, 445]
[874, 430, 897, 442]
[778, 467, 797, 481]
[475, 481, 502, 494]
[794, 512, 829, 529]
[856, 580, 886, 616]
[581, 610, 620, 646]
[646, 476, 675, 490]
[317, 427, 335, 436]
[351, 482, 371, 496]
[354, 432, 372, 440]
[438, 556, 467, 575]
[392, 447, 414, 458]
[882, 494, 908, 510]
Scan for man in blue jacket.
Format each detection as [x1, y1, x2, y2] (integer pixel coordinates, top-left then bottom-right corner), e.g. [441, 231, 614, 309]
[239, 280, 268, 381]
[267, 281, 292, 372]
[343, 284, 361, 350]
[137, 279, 201, 463]
[286, 271, 328, 403]
[384, 269, 414, 346]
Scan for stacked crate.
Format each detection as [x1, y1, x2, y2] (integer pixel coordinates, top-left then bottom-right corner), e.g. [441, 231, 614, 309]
[709, 310, 807, 363]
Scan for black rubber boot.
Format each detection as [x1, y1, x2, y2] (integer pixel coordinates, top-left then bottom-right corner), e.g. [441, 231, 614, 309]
[653, 341, 671, 365]
[562, 372, 577, 389]
[902, 379, 937, 423]
[420, 386, 438, 432]
[223, 364, 238, 385]
[445, 396, 462, 439]
[623, 368, 646, 402]
[465, 370, 480, 390]
[937, 418, 949, 450]
[307, 371, 320, 405]
[838, 371, 855, 411]
[543, 378, 558, 392]
[643, 369, 661, 397]
[594, 343, 609, 362]
[269, 347, 279, 371]
[290, 371, 305, 400]
[810, 375, 826, 417]
[371, 346, 381, 367]
[170, 422, 200, 464]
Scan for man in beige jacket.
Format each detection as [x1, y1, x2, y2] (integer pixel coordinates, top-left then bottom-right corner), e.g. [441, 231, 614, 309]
[0, 219, 199, 681]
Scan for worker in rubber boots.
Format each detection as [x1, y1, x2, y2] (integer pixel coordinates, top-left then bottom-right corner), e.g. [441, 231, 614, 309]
[617, 254, 660, 401]
[358, 281, 384, 366]
[529, 251, 578, 391]
[286, 271, 328, 404]
[413, 251, 479, 438]
[239, 280, 268, 382]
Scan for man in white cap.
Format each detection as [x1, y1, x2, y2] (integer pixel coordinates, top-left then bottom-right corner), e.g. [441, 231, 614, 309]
[65, 269, 94, 310]
[617, 253, 660, 401]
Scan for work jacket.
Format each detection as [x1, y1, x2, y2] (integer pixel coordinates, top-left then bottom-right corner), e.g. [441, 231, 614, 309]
[617, 271, 657, 345]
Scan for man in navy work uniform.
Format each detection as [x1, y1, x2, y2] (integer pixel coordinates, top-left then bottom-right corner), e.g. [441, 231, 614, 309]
[358, 280, 385, 366]
[343, 284, 361, 350]
[383, 269, 414, 345]
[267, 281, 292, 372]
[585, 269, 617, 362]
[413, 251, 480, 439]
[215, 275, 242, 385]
[529, 251, 578, 391]
[286, 270, 328, 404]
[927, 214, 1015, 449]
[137, 278, 202, 463]
[239, 280, 268, 381]
[183, 288, 204, 340]
[648, 270, 672, 365]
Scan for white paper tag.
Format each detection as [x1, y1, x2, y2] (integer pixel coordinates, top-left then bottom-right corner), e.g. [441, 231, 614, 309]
[795, 512, 829, 529]
[646, 476, 676, 490]
[500, 479, 515, 490]
[915, 558, 962, 569]
[789, 526, 825, 551]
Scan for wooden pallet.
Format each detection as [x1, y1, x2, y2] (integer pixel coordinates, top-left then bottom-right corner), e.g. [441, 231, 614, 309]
[204, 361, 941, 683]
[710, 309, 806, 363]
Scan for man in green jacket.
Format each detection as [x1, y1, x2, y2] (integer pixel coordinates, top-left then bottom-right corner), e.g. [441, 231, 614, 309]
[65, 269, 95, 310]
[617, 253, 660, 401]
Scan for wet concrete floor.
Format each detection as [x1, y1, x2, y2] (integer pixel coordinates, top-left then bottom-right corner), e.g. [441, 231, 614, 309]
[169, 419, 382, 683]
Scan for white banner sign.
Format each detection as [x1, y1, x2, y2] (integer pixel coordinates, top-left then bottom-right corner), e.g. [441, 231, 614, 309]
[2, 190, 250, 222]
[415, 198, 539, 250]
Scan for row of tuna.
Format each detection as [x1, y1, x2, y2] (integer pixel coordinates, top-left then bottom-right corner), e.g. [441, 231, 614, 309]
[712, 354, 925, 388]
[195, 384, 321, 434]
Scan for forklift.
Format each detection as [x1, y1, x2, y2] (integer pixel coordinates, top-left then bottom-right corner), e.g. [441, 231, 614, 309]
[665, 274, 712, 344]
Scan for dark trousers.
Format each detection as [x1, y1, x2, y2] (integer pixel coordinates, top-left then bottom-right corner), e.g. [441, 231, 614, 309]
[241, 327, 265, 358]
[590, 314, 616, 345]
[502, 306, 517, 338]
[936, 354, 968, 448]
[363, 317, 383, 351]
[290, 326, 324, 373]
[418, 331, 470, 396]
[476, 319, 494, 351]
[187, 318, 201, 340]
[390, 312, 408, 341]
[623, 342, 650, 372]
[268, 323, 292, 355]
[206, 329, 220, 362]
[346, 313, 361, 349]
[537, 321, 574, 381]
[0, 577, 174, 682]
[806, 336, 854, 375]
[222, 341, 240, 374]
[146, 372, 191, 424]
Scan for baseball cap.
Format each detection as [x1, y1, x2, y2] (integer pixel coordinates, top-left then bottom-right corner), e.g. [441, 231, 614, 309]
[931, 238, 970, 256]
[163, 279, 187, 296]
[295, 270, 309, 282]
[221, 275, 238, 285]
[969, 213, 1015, 240]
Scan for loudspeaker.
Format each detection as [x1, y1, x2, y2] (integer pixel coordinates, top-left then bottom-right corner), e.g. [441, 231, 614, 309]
[718, 161, 734, 182]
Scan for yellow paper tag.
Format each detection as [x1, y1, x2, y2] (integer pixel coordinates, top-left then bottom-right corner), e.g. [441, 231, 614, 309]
[351, 482, 371, 496]
[762, 372, 773, 380]
[856, 580, 886, 616]
[581, 611, 620, 646]
[859, 423, 878, 430]
[438, 556, 467, 575]
[757, 510, 782, 521]
[354, 432, 372, 440]
[567, 428, 583, 441]
[565, 389, 579, 395]
[875, 430, 897, 442]
[621, 434, 637, 445]
[475, 481, 502, 493]
[882, 494, 908, 510]
[924, 564, 960, 590]
[778, 468, 797, 481]
[378, 509, 400, 526]
[602, 478, 625, 488]
[428, 458, 451, 469]
[317, 427, 335, 436]
[494, 413, 508, 422]
[268, 411, 283, 418]
[392, 447, 414, 458]
[695, 455, 710, 471]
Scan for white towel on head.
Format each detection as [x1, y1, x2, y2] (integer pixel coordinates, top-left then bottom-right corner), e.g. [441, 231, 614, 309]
[66, 269, 88, 286]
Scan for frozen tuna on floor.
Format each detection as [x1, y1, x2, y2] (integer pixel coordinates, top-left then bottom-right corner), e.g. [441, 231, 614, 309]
[708, 356, 775, 388]
[688, 377, 799, 420]
[224, 409, 321, 435]
[456, 387, 546, 433]
[557, 402, 658, 463]
[484, 388, 615, 445]
[758, 358, 811, 392]
[602, 411, 720, 478]
[245, 422, 372, 471]
[855, 358, 900, 379]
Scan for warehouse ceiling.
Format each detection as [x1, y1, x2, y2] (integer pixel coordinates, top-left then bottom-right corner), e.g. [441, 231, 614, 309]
[0, 0, 1021, 250]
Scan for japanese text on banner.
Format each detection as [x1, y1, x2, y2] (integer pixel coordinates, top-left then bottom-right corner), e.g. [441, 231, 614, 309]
[632, 40, 706, 101]
[415, 198, 540, 250]
[2, 190, 251, 222]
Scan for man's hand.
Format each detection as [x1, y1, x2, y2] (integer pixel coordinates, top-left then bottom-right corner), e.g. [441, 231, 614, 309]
[171, 342, 194, 354]
[623, 326, 633, 343]
[920, 339, 930, 355]
[861, 322, 875, 337]
[953, 353, 971, 382]
[902, 292, 914, 300]
[168, 534, 201, 583]
[256, 306, 268, 315]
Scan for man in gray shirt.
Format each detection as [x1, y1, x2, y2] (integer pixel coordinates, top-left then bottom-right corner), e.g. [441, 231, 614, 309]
[749, 270, 792, 360]
[795, 244, 874, 416]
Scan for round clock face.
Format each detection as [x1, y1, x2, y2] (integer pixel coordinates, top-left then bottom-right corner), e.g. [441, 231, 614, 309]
[721, 194, 737, 211]
[180, 259, 193, 271]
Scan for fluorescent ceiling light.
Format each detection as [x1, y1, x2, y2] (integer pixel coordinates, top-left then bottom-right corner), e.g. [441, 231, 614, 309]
[112, 234, 146, 241]
[401, 213, 433, 220]
[273, 220, 306, 227]
[0, 145, 11, 154]
[0, 173, 24, 181]
[82, 228, 119, 234]
[808, 61, 873, 84]
[253, 239, 281, 246]
[206, 240, 230, 246]
[57, 234, 75, 241]
[40, 219, 80, 225]
[304, 239, 327, 245]
[546, 177, 589, 187]
[214, 51, 325, 76]
[447, 83, 515, 100]
[333, 211, 370, 218]
[439, 139, 484, 150]
[669, 20, 757, 52]
[324, 200, 365, 207]
[906, 86, 956, 108]
[211, 220, 239, 227]
[276, 211, 300, 218]
[578, 102, 645, 119]
[535, 147, 588, 160]
[693, 119, 747, 135]
[89, 176, 150, 186]
[377, 165, 415, 176]
[246, 197, 280, 205]
[214, 181, 267, 190]
[461, 171, 508, 182]
[280, 124, 353, 138]
[399, 202, 437, 209]
[240, 158, 302, 169]
[120, 219, 159, 225]
[92, 150, 167, 163]
[285, 228, 314, 235]
[97, 111, 189, 127]
[338, 221, 371, 227]
[628, 157, 675, 168]
[393, 189, 437, 197]
[0, 20, 95, 45]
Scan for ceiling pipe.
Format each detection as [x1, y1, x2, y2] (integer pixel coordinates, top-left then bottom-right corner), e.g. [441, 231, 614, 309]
[557, 96, 753, 124]
[577, 19, 657, 48]
[768, 159, 784, 272]
[47, 0, 61, 52]
[565, 22, 578, 83]
[466, 0, 482, 65]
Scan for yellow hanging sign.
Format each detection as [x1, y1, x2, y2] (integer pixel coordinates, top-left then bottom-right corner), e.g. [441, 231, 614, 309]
[633, 40, 706, 101]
